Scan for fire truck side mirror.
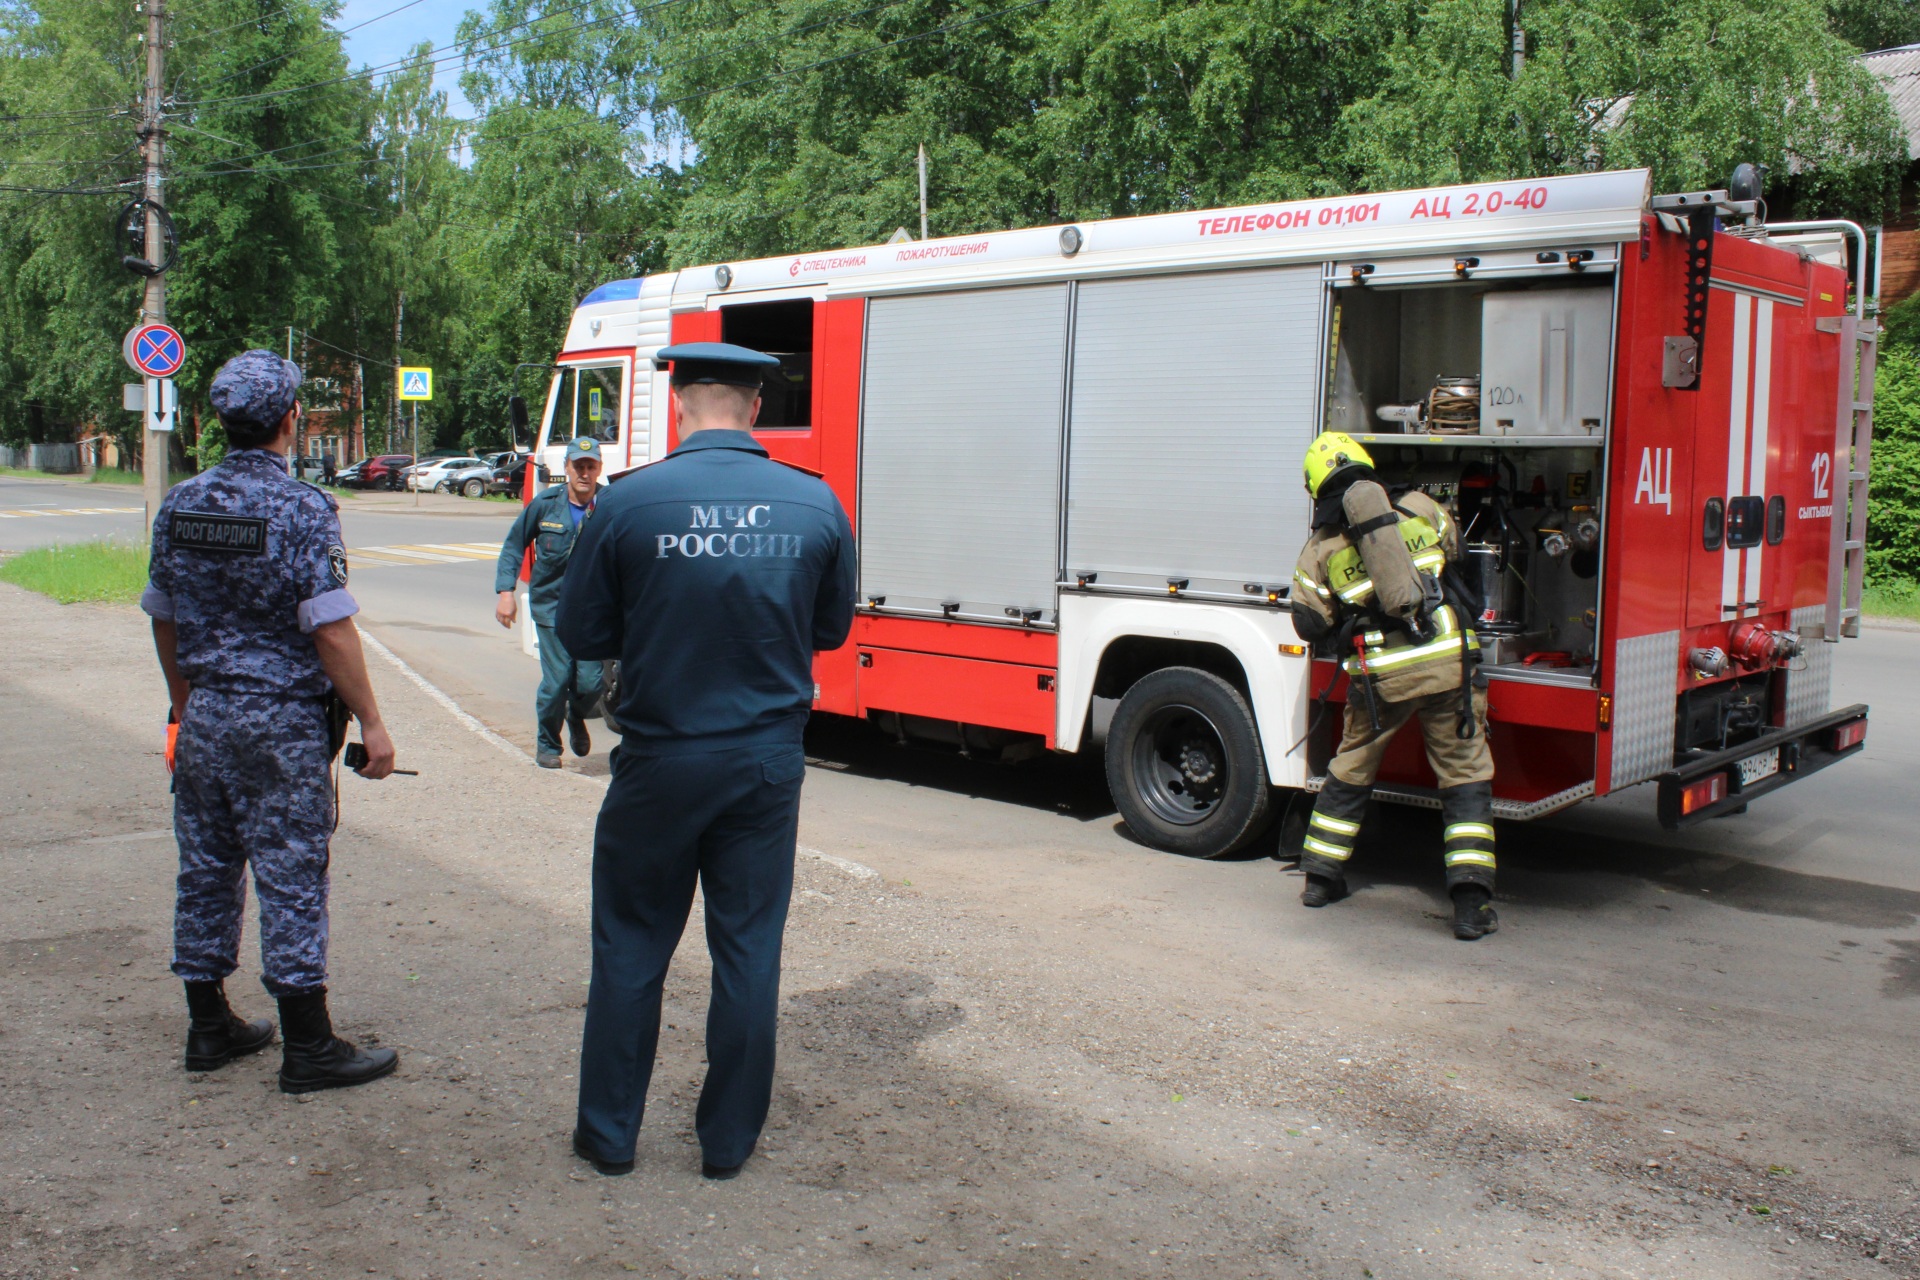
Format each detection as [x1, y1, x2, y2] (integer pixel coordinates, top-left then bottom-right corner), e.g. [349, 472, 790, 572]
[508, 394, 529, 447]
[1662, 336, 1699, 389]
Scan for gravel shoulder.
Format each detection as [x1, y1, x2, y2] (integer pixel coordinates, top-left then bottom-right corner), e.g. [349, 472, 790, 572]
[2, 582, 1915, 1279]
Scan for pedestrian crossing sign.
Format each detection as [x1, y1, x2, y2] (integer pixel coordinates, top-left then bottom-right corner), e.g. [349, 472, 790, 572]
[398, 367, 433, 401]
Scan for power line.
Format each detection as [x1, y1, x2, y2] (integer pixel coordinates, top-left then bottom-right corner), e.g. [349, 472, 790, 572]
[172, 0, 1026, 177]
[192, 0, 436, 92]
[172, 0, 679, 111]
[172, 1, 301, 47]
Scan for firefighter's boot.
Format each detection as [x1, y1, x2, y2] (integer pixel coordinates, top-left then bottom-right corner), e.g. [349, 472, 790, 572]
[183, 979, 275, 1071]
[1298, 777, 1369, 906]
[1440, 781, 1498, 938]
[277, 990, 399, 1094]
[1301, 873, 1350, 908]
[1450, 885, 1500, 940]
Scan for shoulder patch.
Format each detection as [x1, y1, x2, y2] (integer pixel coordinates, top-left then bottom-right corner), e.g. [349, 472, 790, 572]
[171, 510, 268, 555]
[327, 544, 349, 586]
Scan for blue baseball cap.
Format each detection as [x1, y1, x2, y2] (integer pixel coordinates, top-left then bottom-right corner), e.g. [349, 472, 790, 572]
[565, 437, 602, 463]
[209, 349, 303, 431]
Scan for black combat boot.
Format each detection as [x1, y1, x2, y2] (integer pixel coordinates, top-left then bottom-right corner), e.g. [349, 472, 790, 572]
[1300, 873, 1351, 908]
[568, 714, 591, 758]
[277, 989, 399, 1094]
[1450, 885, 1500, 940]
[183, 979, 276, 1071]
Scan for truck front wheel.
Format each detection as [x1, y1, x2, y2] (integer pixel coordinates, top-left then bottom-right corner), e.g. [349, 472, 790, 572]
[1106, 666, 1273, 859]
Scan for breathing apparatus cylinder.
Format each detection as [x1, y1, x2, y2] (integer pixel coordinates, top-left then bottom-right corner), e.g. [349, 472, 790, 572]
[1340, 478, 1433, 636]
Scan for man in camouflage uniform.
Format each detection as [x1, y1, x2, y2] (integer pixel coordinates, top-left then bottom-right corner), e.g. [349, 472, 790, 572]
[143, 349, 403, 1089]
[1290, 432, 1499, 940]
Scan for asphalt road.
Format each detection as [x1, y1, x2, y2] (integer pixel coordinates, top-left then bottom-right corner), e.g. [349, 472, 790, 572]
[2, 476, 1918, 1276]
[0, 473, 149, 549]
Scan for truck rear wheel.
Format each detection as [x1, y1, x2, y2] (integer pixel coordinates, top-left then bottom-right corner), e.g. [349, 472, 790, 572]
[1106, 666, 1273, 859]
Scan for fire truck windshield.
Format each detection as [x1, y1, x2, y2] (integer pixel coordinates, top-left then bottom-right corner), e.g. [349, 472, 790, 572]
[544, 362, 624, 448]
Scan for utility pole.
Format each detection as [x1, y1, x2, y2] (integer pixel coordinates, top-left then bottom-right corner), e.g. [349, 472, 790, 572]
[139, 0, 168, 531]
[289, 325, 303, 471]
[1510, 0, 1525, 77]
[917, 143, 929, 242]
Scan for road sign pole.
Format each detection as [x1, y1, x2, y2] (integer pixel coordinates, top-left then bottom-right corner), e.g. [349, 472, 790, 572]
[412, 403, 419, 508]
[140, 0, 168, 532]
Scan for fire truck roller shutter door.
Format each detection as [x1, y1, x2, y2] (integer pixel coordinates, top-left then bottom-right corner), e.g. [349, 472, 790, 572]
[858, 285, 1069, 625]
[1065, 267, 1324, 595]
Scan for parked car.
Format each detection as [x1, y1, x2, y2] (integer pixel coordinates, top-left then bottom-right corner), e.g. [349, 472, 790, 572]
[488, 453, 534, 496]
[444, 458, 498, 498]
[338, 454, 415, 490]
[406, 456, 485, 492]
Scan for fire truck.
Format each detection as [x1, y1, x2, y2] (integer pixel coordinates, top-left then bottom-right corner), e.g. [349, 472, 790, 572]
[518, 167, 1872, 859]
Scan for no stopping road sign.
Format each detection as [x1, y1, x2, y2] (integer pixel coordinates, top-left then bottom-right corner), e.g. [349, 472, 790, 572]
[125, 323, 186, 378]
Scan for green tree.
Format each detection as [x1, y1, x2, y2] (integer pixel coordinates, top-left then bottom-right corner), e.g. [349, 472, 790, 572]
[446, 0, 678, 452]
[1827, 0, 1920, 50]
[1341, 0, 1905, 219]
[0, 0, 380, 461]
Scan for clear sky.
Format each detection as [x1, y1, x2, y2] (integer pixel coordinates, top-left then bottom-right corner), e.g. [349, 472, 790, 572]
[336, 0, 479, 119]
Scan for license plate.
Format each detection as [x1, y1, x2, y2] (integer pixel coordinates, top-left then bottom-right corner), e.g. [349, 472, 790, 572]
[1737, 748, 1780, 785]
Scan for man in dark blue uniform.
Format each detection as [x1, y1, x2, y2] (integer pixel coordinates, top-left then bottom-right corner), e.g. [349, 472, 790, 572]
[143, 349, 401, 1093]
[556, 342, 856, 1180]
[494, 435, 608, 768]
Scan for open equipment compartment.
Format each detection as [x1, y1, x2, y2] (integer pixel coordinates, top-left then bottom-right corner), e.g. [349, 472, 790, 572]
[1320, 251, 1620, 687]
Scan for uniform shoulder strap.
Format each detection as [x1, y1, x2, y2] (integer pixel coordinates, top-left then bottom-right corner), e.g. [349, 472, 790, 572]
[297, 478, 339, 512]
[771, 457, 825, 479]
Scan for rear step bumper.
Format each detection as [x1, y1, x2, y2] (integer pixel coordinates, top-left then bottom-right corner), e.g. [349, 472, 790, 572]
[1656, 704, 1869, 829]
[1302, 777, 1596, 822]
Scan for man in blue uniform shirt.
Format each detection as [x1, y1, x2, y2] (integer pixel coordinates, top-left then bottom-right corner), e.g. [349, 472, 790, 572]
[557, 341, 856, 1180]
[494, 436, 608, 768]
[142, 349, 400, 1093]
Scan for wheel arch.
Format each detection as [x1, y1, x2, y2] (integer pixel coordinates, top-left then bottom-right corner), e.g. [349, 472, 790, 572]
[1053, 594, 1313, 787]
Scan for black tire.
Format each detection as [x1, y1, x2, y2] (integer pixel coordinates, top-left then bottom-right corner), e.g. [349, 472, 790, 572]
[463, 478, 485, 498]
[1105, 666, 1274, 859]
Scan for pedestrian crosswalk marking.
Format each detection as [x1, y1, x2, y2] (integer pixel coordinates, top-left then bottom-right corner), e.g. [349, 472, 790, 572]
[0, 506, 143, 518]
[348, 541, 499, 567]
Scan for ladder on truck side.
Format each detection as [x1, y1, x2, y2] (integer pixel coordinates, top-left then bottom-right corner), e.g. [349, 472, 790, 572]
[1820, 314, 1876, 640]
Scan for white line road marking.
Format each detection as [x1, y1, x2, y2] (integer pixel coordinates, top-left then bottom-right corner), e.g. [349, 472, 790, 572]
[801, 846, 879, 880]
[358, 628, 597, 788]
[359, 630, 530, 764]
[348, 541, 499, 566]
[0, 506, 143, 518]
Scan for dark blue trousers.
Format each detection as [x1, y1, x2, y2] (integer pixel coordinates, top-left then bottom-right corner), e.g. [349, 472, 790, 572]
[575, 740, 806, 1168]
[534, 622, 606, 756]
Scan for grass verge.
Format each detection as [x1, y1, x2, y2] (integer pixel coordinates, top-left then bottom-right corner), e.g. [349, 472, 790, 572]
[1862, 581, 1920, 624]
[85, 468, 196, 487]
[0, 540, 149, 605]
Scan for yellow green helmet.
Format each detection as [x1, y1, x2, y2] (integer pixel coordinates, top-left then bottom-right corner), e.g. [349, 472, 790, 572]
[1303, 430, 1374, 497]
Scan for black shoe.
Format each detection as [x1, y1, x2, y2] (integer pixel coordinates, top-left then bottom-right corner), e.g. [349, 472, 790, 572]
[183, 980, 275, 1071]
[573, 1130, 634, 1177]
[1451, 885, 1500, 940]
[701, 1160, 743, 1181]
[276, 990, 399, 1094]
[1300, 874, 1350, 908]
[568, 716, 591, 758]
[536, 751, 562, 769]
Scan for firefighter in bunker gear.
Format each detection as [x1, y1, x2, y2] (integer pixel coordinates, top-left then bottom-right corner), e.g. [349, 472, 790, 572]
[1291, 432, 1499, 940]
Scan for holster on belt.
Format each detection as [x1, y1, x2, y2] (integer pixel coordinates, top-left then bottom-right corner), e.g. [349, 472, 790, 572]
[323, 691, 351, 761]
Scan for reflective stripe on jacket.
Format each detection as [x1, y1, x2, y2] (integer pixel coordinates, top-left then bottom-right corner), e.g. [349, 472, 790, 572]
[1292, 488, 1470, 704]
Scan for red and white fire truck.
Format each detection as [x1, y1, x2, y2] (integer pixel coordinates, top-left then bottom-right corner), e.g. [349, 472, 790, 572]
[519, 167, 1873, 858]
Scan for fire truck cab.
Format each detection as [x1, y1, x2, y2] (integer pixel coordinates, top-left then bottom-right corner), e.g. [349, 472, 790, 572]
[529, 168, 1872, 858]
